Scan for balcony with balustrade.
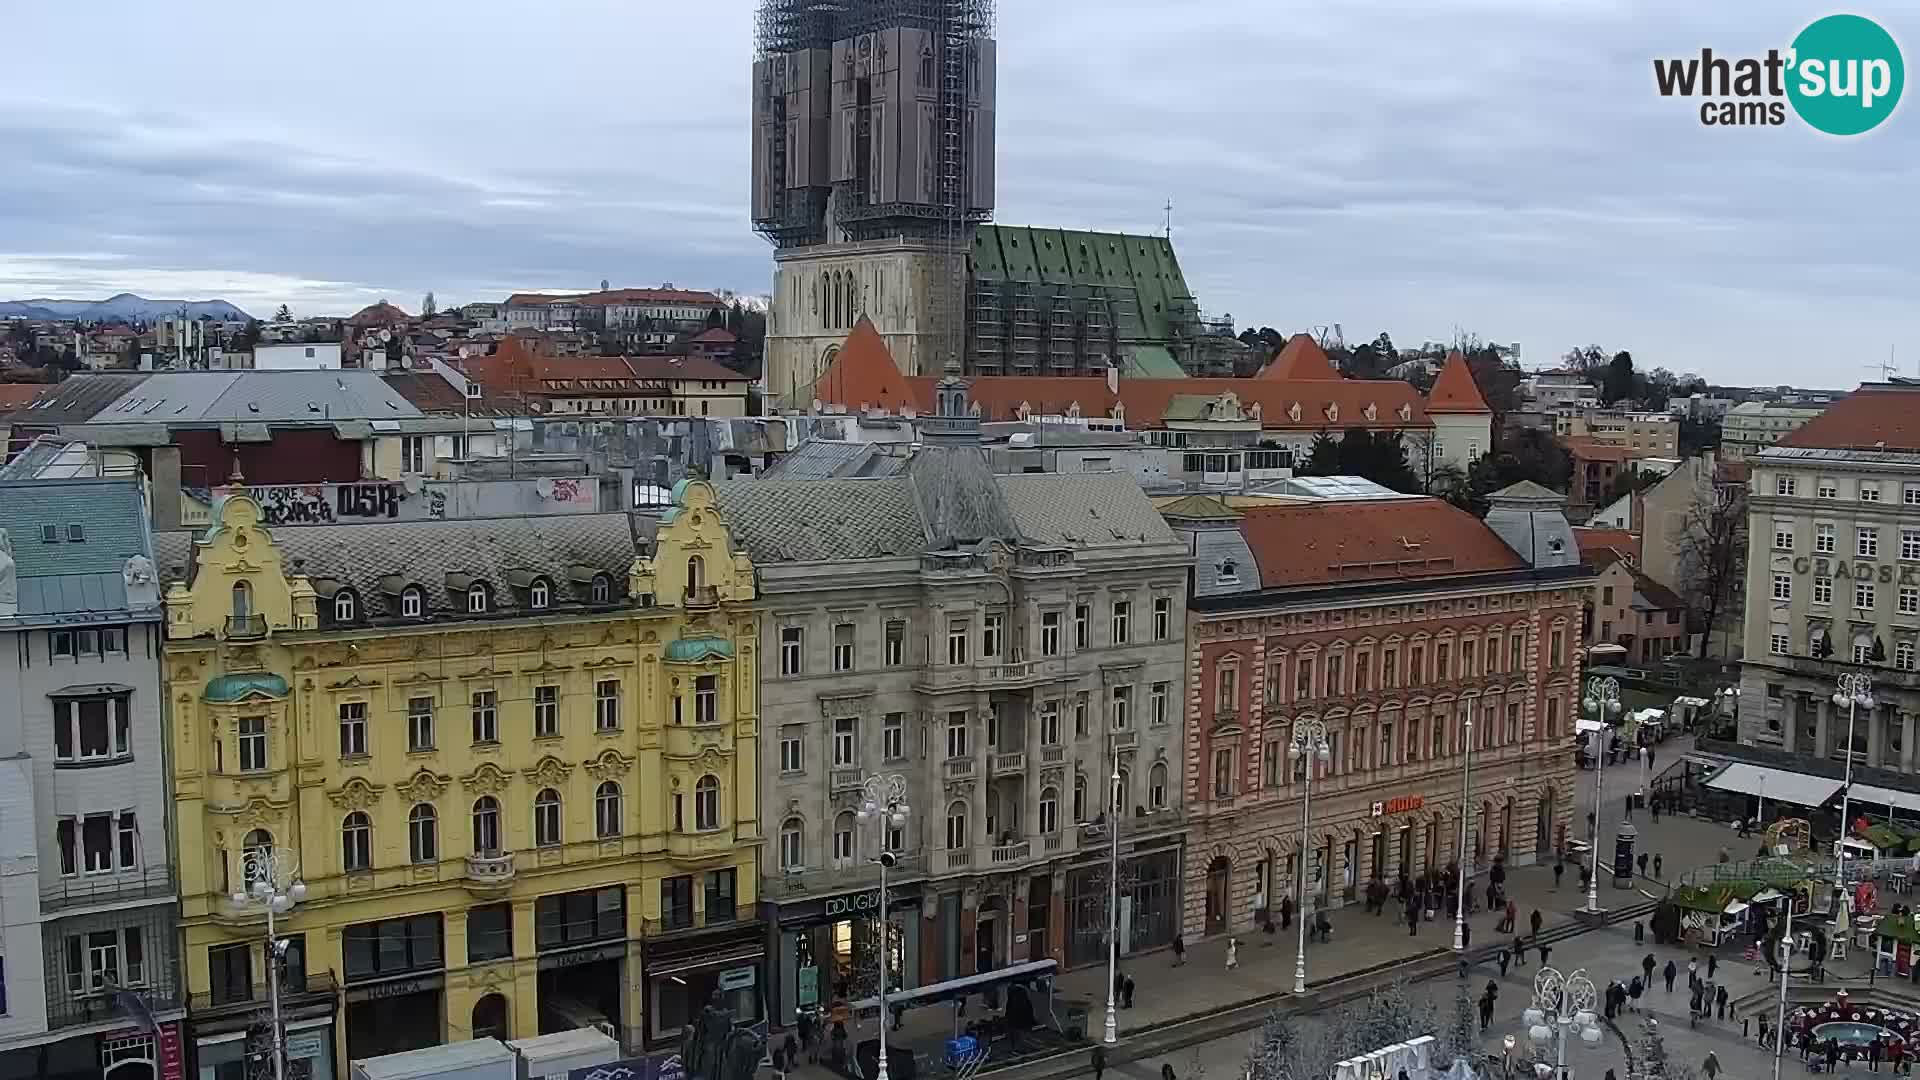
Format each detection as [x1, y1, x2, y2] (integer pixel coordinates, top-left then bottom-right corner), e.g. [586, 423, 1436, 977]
[913, 656, 1069, 694]
[464, 851, 515, 891]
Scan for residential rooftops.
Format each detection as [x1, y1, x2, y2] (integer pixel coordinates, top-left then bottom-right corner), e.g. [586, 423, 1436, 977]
[1776, 384, 1917, 452]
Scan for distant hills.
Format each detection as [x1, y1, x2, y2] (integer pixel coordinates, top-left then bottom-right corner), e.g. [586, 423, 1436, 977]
[0, 293, 253, 322]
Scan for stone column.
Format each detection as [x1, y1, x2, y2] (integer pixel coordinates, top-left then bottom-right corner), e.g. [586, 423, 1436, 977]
[1903, 712, 1917, 773]
[1868, 706, 1886, 769]
[1781, 693, 1797, 754]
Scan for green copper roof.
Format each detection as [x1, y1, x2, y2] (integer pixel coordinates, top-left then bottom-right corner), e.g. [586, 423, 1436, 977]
[1122, 344, 1186, 379]
[204, 673, 290, 702]
[665, 637, 733, 663]
[974, 225, 1198, 345]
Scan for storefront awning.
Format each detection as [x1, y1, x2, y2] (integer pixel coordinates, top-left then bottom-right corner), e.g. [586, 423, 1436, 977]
[1847, 782, 1920, 814]
[1723, 900, 1751, 917]
[1576, 719, 1607, 735]
[1705, 763, 1843, 807]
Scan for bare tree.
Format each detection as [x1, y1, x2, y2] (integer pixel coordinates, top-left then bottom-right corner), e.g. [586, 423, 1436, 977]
[1672, 473, 1747, 658]
[421, 292, 437, 318]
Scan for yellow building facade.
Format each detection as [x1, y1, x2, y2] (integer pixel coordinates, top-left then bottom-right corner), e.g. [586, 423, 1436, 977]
[161, 482, 763, 1077]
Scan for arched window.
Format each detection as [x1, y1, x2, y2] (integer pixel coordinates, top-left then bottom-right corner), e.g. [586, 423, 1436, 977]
[230, 580, 253, 618]
[333, 590, 357, 623]
[1149, 762, 1170, 810]
[341, 812, 371, 872]
[686, 556, 704, 598]
[472, 993, 509, 1042]
[529, 580, 550, 610]
[694, 775, 720, 831]
[401, 586, 425, 618]
[1039, 787, 1059, 834]
[534, 789, 562, 847]
[595, 781, 623, 838]
[590, 575, 612, 604]
[1073, 773, 1087, 823]
[467, 583, 490, 613]
[832, 811, 856, 865]
[779, 816, 804, 870]
[408, 804, 438, 864]
[472, 796, 501, 854]
[945, 801, 969, 849]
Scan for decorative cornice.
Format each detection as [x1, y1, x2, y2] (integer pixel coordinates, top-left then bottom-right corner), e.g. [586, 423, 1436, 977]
[395, 768, 452, 802]
[583, 749, 636, 782]
[461, 762, 513, 796]
[327, 777, 386, 811]
[523, 754, 574, 787]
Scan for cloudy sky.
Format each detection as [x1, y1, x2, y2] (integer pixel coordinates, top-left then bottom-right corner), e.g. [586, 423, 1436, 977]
[1, 1, 1913, 385]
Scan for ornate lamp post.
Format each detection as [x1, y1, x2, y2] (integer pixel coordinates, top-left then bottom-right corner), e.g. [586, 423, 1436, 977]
[1833, 672, 1875, 894]
[1521, 965, 1600, 1080]
[1580, 677, 1621, 914]
[229, 847, 307, 1080]
[1772, 902, 1797, 1080]
[857, 775, 911, 1080]
[1289, 718, 1331, 995]
[1455, 710, 1474, 953]
[1101, 759, 1121, 1044]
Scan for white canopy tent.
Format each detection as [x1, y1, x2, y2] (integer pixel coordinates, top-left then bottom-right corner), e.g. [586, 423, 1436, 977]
[1705, 763, 1843, 808]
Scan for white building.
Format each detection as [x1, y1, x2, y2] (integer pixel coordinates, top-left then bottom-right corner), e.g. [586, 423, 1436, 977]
[253, 342, 344, 370]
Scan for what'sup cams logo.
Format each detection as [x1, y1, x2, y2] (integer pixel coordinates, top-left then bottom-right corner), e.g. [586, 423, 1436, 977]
[1654, 13, 1904, 134]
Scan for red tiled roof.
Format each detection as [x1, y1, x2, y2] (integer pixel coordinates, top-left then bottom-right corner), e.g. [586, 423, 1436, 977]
[0, 383, 51, 411]
[1426, 351, 1492, 414]
[690, 328, 737, 344]
[1777, 386, 1899, 450]
[1256, 334, 1340, 380]
[1571, 527, 1641, 564]
[812, 318, 916, 409]
[348, 301, 411, 325]
[381, 371, 529, 416]
[1236, 497, 1526, 588]
[464, 337, 748, 400]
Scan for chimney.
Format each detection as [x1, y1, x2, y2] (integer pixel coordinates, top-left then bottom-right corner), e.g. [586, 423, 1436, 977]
[1106, 362, 1119, 395]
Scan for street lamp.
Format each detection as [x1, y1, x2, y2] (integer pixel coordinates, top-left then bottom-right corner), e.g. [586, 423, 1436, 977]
[1289, 718, 1331, 996]
[1580, 676, 1622, 914]
[1100, 756, 1121, 1045]
[1455, 711, 1474, 953]
[1521, 965, 1600, 1080]
[1832, 672, 1874, 897]
[1772, 901, 1797, 1080]
[229, 847, 306, 1080]
[857, 775, 910, 1080]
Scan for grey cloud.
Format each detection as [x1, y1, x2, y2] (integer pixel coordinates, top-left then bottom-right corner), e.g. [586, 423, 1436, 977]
[0, 0, 1914, 381]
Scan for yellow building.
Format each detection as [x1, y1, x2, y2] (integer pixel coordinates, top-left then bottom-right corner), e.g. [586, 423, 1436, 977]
[158, 481, 763, 1078]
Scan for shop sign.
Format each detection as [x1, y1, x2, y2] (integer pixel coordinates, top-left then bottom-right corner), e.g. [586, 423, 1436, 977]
[796, 965, 820, 1007]
[824, 891, 883, 917]
[1792, 556, 1918, 584]
[284, 1033, 327, 1061]
[158, 1021, 186, 1080]
[717, 966, 756, 991]
[344, 974, 443, 1003]
[540, 942, 626, 971]
[1371, 795, 1425, 817]
[569, 1054, 685, 1080]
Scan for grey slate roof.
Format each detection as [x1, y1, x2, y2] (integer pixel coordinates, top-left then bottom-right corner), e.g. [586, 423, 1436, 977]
[156, 513, 636, 621]
[86, 370, 422, 424]
[713, 459, 1180, 564]
[998, 472, 1176, 549]
[759, 440, 908, 480]
[710, 478, 926, 563]
[0, 477, 151, 617]
[6, 373, 152, 425]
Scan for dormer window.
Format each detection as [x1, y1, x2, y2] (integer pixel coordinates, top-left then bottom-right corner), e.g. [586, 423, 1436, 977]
[401, 587, 424, 619]
[1218, 560, 1239, 585]
[467, 584, 491, 613]
[529, 579, 551, 610]
[334, 590, 358, 624]
[590, 575, 612, 604]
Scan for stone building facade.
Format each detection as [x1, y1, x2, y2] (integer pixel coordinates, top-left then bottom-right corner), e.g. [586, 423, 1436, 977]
[1168, 483, 1589, 939]
[714, 382, 1190, 1025]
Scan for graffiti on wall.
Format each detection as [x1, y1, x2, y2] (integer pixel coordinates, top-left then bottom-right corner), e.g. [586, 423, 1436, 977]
[256, 483, 404, 525]
[239, 478, 597, 526]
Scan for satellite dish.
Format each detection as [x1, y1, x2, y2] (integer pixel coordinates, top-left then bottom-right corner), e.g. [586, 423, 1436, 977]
[378, 329, 392, 343]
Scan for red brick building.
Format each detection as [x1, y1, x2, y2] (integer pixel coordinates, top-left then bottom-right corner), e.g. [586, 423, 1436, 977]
[1165, 482, 1590, 939]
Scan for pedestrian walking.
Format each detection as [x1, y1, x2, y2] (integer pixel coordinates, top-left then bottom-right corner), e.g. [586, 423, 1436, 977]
[1504, 899, 1519, 934]
[1715, 984, 1728, 1020]
[1162, 1064, 1177, 1080]
[1554, 860, 1565, 890]
[1498, 948, 1511, 976]
[1171, 934, 1186, 966]
[1514, 935, 1528, 967]
[1629, 976, 1644, 1012]
[1092, 1045, 1107, 1080]
[1653, 854, 1664, 879]
[1871, 1035, 1885, 1072]
[1687, 957, 1698, 989]
[1702, 1050, 1720, 1079]
[1226, 938, 1239, 971]
[1463, 921, 1472, 949]
[1408, 906, 1419, 937]
[1664, 959, 1677, 992]
[1530, 909, 1543, 937]
[1642, 953, 1656, 986]
[1538, 942, 1552, 967]
[1707, 953, 1718, 979]
[1122, 974, 1135, 1009]
[1280, 895, 1294, 930]
[1479, 993, 1495, 1031]
[1638, 852, 1649, 877]
[1652, 799, 1661, 824]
